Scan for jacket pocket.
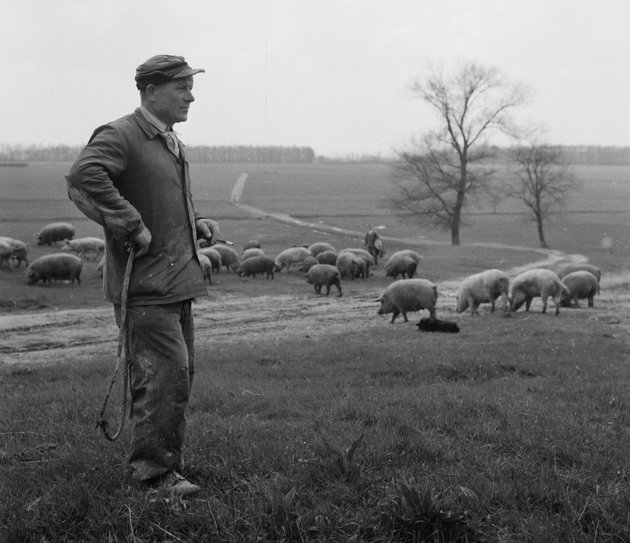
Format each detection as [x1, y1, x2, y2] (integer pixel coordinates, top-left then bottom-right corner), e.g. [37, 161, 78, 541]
[130, 248, 169, 297]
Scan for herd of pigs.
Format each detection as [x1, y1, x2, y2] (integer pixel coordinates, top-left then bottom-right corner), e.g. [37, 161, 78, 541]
[0, 221, 602, 328]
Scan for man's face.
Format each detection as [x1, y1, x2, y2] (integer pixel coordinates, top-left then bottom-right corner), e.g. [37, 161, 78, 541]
[146, 76, 195, 126]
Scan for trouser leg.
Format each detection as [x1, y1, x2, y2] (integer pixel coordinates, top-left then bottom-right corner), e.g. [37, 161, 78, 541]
[114, 301, 194, 481]
[181, 303, 195, 390]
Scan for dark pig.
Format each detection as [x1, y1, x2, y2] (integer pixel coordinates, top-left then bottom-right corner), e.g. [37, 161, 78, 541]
[305, 264, 342, 296]
[560, 270, 598, 308]
[35, 222, 76, 246]
[238, 255, 275, 278]
[416, 317, 460, 333]
[25, 253, 83, 286]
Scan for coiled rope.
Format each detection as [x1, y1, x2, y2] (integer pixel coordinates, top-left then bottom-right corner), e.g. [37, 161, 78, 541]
[96, 245, 135, 441]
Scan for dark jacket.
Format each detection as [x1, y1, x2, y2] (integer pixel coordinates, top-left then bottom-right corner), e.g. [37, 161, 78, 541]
[365, 229, 379, 248]
[67, 108, 207, 305]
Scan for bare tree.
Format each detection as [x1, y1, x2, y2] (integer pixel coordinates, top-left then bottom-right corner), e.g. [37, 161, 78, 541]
[510, 142, 577, 248]
[390, 61, 528, 245]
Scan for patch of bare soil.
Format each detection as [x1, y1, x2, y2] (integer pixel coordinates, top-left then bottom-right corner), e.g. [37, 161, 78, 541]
[1, 254, 628, 371]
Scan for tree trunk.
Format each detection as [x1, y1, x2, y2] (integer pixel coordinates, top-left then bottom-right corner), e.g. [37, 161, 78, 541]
[537, 217, 548, 248]
[451, 218, 460, 246]
[451, 186, 465, 246]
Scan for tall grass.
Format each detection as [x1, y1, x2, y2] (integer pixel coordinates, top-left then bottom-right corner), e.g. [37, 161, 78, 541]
[2, 308, 630, 541]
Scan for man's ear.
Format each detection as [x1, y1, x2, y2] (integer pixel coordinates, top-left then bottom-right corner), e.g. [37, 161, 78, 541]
[144, 84, 158, 101]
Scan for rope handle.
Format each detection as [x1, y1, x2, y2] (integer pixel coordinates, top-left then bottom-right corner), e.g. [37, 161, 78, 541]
[96, 245, 135, 441]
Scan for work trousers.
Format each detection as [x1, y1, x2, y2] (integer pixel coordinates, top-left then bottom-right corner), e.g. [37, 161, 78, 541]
[114, 300, 195, 481]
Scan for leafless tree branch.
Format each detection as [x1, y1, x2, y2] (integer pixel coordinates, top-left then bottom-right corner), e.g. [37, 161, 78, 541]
[509, 140, 578, 247]
[391, 61, 529, 244]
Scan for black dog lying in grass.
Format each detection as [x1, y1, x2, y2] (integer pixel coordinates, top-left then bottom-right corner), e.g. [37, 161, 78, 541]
[416, 317, 460, 333]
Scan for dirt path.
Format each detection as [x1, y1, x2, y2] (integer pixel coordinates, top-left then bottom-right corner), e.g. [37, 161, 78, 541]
[2, 268, 628, 370]
[1, 175, 628, 369]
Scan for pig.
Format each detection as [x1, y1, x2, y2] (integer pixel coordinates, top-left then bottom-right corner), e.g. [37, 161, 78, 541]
[198, 247, 222, 273]
[315, 250, 338, 266]
[376, 278, 438, 323]
[304, 264, 342, 296]
[242, 239, 262, 251]
[61, 237, 105, 260]
[416, 317, 460, 333]
[197, 252, 213, 285]
[241, 248, 266, 260]
[35, 222, 76, 246]
[238, 255, 275, 279]
[455, 269, 510, 314]
[0, 237, 29, 268]
[308, 242, 336, 257]
[336, 251, 360, 279]
[557, 263, 601, 294]
[0, 240, 14, 270]
[560, 270, 598, 308]
[300, 256, 319, 273]
[509, 268, 570, 316]
[211, 244, 240, 272]
[25, 253, 83, 286]
[274, 247, 311, 272]
[339, 248, 375, 265]
[384, 254, 417, 280]
[354, 256, 371, 279]
[385, 249, 423, 266]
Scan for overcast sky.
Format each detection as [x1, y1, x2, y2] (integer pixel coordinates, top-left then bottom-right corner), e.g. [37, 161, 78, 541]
[2, 0, 628, 156]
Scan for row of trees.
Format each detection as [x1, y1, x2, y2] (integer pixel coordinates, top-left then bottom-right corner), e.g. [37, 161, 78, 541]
[558, 145, 630, 165]
[390, 62, 580, 248]
[0, 144, 315, 164]
[0, 144, 79, 162]
[185, 145, 315, 163]
[0, 143, 622, 166]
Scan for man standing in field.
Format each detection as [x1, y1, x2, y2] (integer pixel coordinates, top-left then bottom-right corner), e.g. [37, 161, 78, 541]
[364, 223, 383, 265]
[66, 55, 218, 497]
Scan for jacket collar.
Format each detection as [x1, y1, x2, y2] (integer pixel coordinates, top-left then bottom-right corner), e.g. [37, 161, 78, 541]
[139, 105, 170, 133]
[132, 107, 186, 154]
[133, 107, 161, 140]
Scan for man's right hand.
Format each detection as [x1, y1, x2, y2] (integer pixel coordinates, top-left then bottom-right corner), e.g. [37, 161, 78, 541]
[131, 224, 152, 257]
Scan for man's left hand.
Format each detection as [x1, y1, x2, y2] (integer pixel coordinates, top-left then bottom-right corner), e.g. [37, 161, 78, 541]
[196, 218, 220, 244]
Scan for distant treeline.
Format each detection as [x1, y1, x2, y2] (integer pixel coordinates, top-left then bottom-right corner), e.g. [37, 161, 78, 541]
[487, 145, 630, 166]
[0, 144, 315, 163]
[186, 145, 315, 163]
[0, 144, 80, 162]
[0, 143, 629, 165]
[555, 145, 630, 165]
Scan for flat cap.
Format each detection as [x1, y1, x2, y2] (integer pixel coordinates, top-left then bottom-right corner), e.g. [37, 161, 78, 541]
[135, 55, 205, 90]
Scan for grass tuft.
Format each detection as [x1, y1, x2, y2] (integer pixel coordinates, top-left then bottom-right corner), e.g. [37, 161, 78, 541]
[383, 481, 482, 542]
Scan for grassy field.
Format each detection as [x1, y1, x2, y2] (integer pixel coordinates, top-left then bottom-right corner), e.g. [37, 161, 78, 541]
[1, 161, 630, 541]
[3, 311, 630, 541]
